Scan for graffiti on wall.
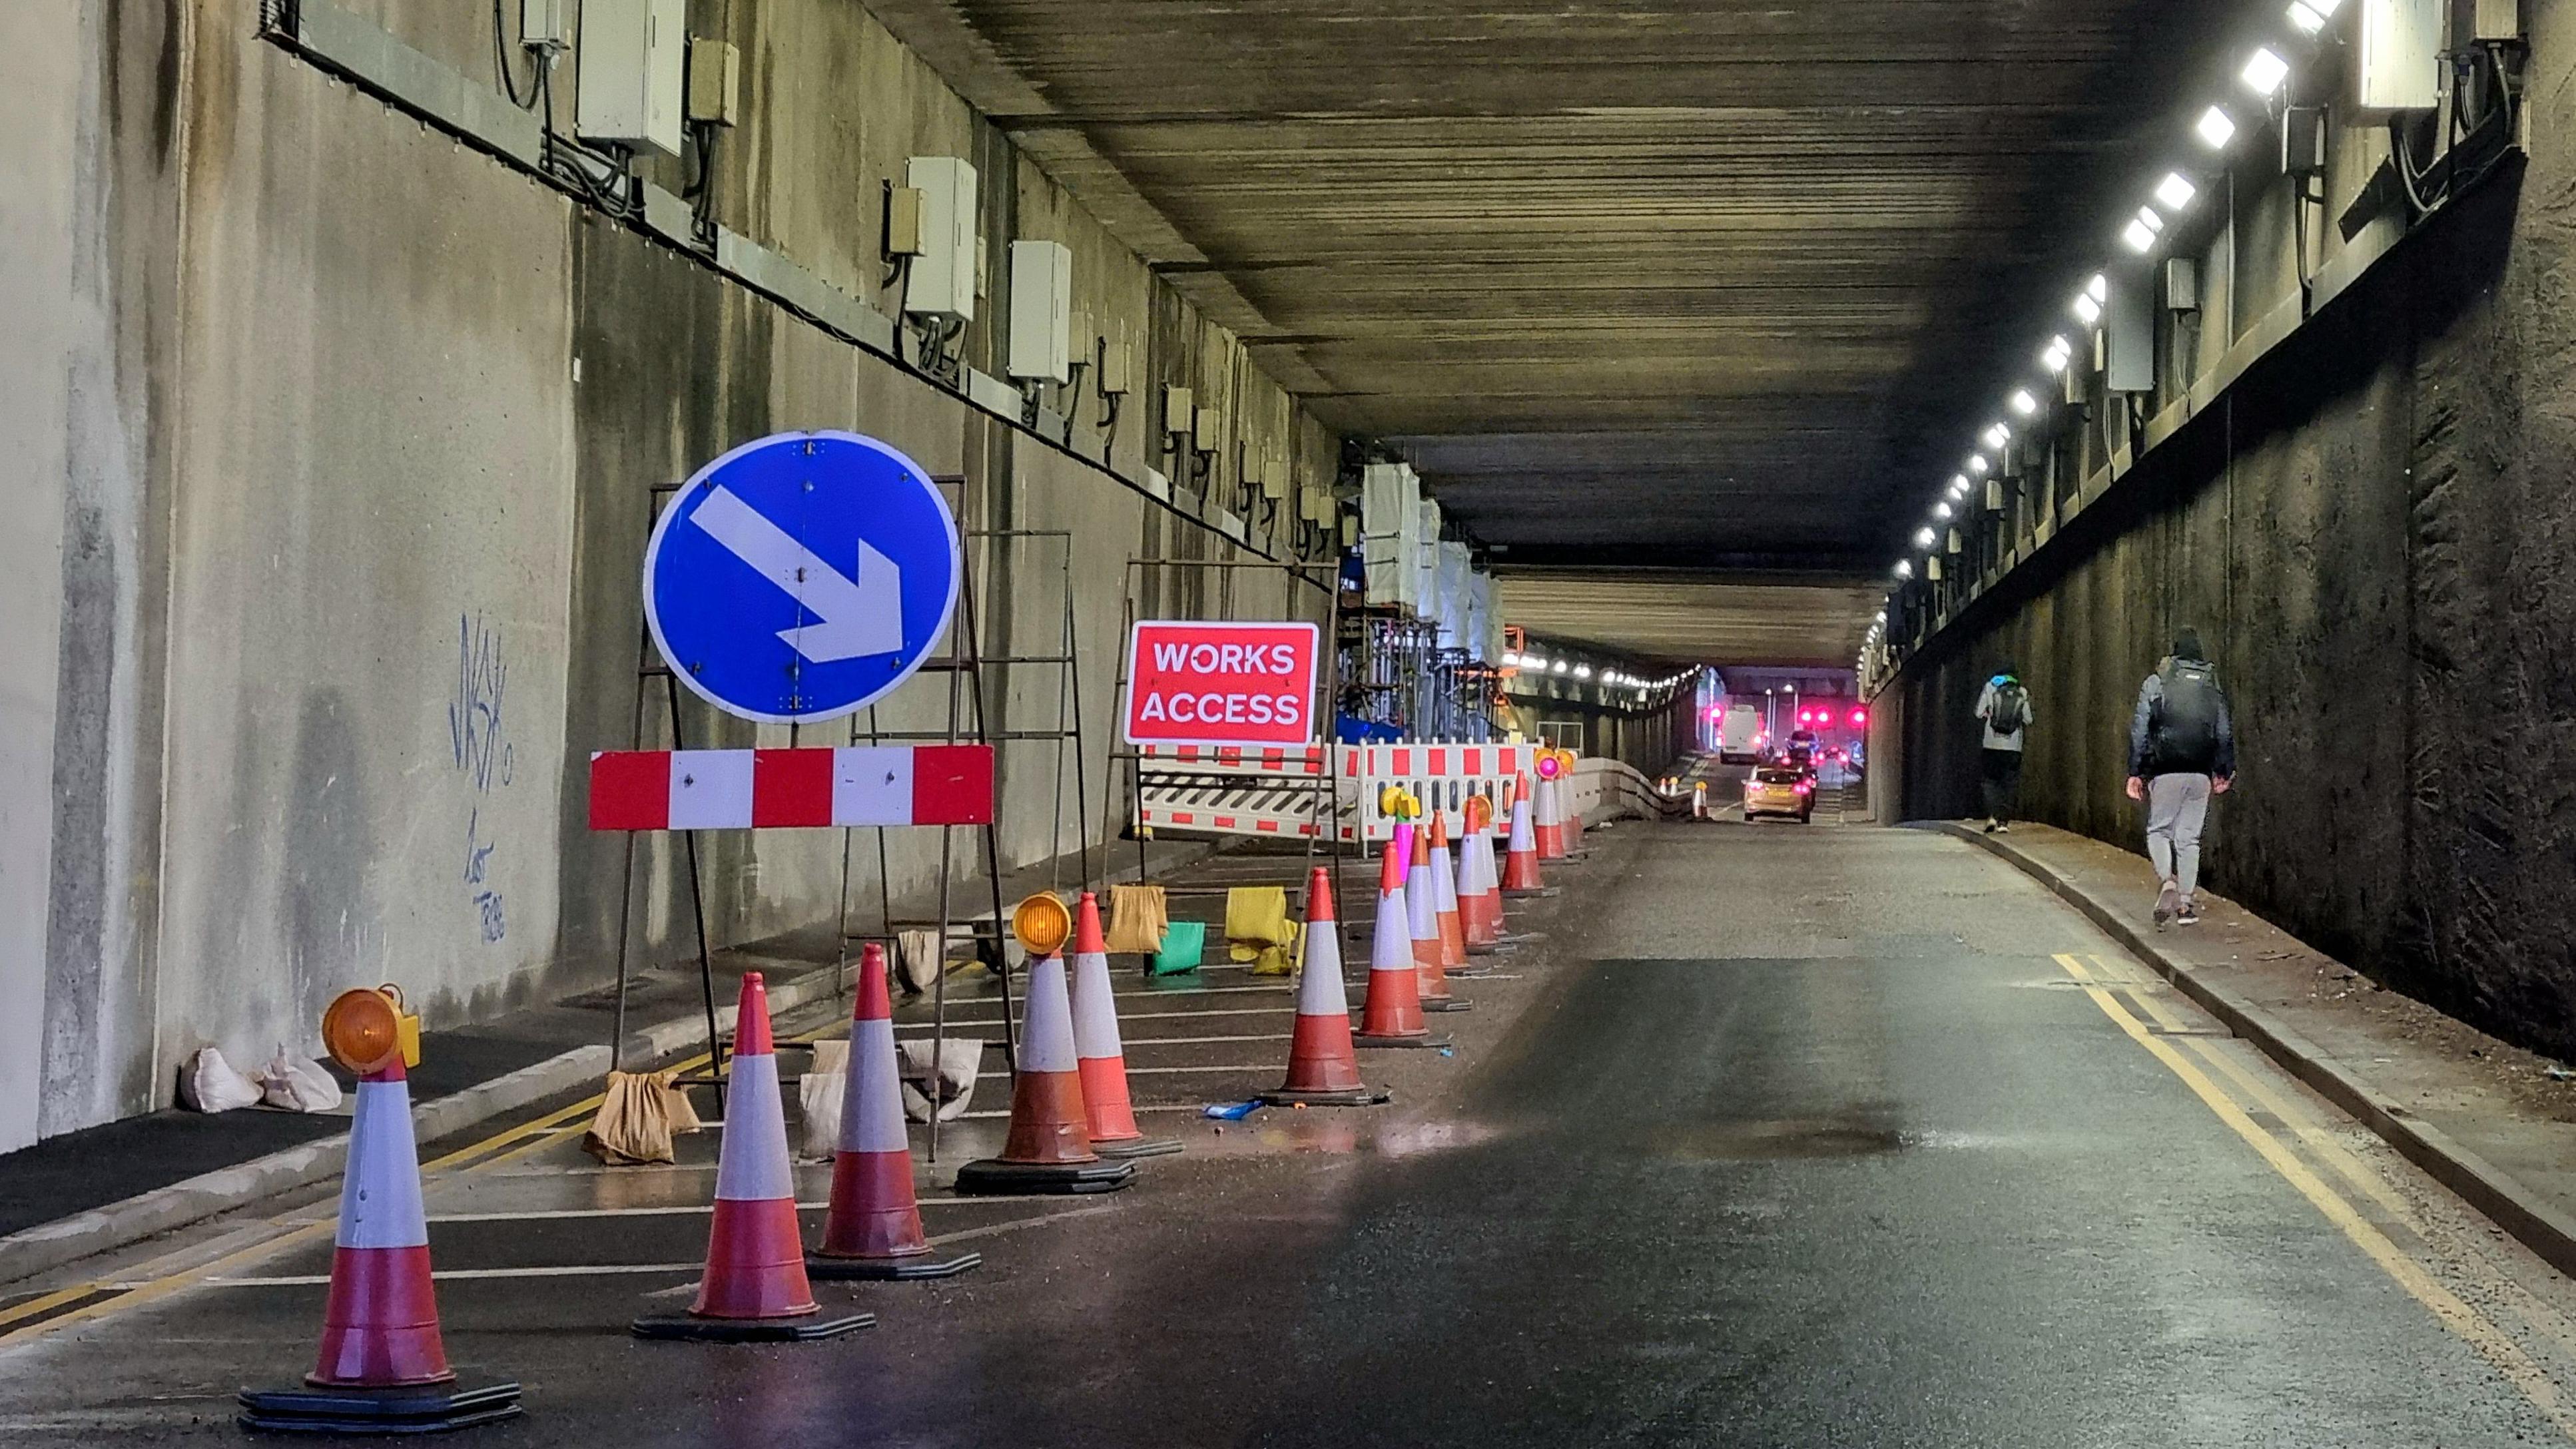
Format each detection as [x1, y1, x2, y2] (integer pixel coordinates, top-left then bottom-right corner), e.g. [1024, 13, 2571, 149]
[449, 613, 513, 944]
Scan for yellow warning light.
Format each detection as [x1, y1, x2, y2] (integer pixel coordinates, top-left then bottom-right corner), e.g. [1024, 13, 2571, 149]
[1464, 795, 1493, 832]
[1536, 752, 1564, 781]
[322, 988, 404, 1075]
[1012, 893, 1073, 956]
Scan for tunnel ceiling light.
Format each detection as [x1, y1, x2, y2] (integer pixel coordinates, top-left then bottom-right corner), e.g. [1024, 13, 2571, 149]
[2155, 172, 2199, 212]
[1895, 560, 1913, 579]
[2123, 218, 2160, 253]
[1982, 423, 2011, 449]
[2288, 2, 2326, 35]
[2242, 47, 2290, 97]
[1914, 527, 1937, 548]
[2088, 274, 2110, 303]
[2042, 336, 2073, 372]
[1574, 666, 1592, 679]
[1951, 473, 1971, 494]
[2197, 105, 2240, 149]
[2071, 293, 2102, 324]
[2010, 389, 2039, 416]
[1552, 661, 1570, 675]
[1969, 455, 1991, 475]
[1935, 501, 1954, 520]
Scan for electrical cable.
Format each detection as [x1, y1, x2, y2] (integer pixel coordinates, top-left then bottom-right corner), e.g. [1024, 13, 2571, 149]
[491, 0, 540, 111]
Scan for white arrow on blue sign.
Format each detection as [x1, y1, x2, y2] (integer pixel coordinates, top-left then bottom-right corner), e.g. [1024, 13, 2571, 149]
[643, 431, 960, 725]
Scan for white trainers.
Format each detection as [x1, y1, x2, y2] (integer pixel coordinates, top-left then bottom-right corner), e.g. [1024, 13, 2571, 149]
[2153, 880, 2180, 928]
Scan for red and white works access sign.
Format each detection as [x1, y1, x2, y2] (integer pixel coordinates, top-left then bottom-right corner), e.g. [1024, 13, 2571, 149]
[1123, 621, 1321, 748]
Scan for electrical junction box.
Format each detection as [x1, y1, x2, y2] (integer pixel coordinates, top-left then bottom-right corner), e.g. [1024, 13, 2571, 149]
[1263, 449, 1291, 499]
[1301, 483, 1335, 525]
[1193, 406, 1224, 452]
[1163, 387, 1193, 437]
[902, 157, 979, 320]
[884, 188, 925, 257]
[1006, 241, 1074, 384]
[1098, 336, 1133, 396]
[2475, 0, 2521, 40]
[2104, 274, 2154, 394]
[2358, 0, 2443, 111]
[575, 0, 686, 156]
[2165, 258, 2200, 312]
[2282, 107, 2329, 176]
[1986, 478, 2006, 513]
[521, 0, 567, 48]
[686, 39, 739, 126]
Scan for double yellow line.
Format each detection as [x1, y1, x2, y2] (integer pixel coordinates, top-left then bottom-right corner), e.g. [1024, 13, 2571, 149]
[2058, 952, 2576, 1441]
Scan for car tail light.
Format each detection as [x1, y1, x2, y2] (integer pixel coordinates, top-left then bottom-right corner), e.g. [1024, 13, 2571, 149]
[1795, 782, 1813, 794]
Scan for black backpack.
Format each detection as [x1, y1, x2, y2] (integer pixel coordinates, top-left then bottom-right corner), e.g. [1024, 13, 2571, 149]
[2153, 659, 2224, 772]
[1987, 682, 2029, 736]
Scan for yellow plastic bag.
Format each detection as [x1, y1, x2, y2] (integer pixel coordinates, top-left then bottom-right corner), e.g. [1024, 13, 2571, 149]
[1105, 884, 1169, 956]
[1225, 886, 1301, 976]
[581, 1069, 701, 1166]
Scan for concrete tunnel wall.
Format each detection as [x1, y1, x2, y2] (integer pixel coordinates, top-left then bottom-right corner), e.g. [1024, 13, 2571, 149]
[0, 0, 1352, 1151]
[1877, 18, 2576, 1061]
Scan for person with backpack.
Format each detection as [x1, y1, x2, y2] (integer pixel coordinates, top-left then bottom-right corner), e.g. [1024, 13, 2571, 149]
[1974, 667, 2031, 833]
[2125, 629, 2236, 927]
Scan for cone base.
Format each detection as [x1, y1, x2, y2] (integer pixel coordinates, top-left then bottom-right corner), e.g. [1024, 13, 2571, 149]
[1422, 997, 1473, 1013]
[238, 1374, 521, 1436]
[1092, 1136, 1183, 1159]
[631, 1310, 874, 1343]
[1255, 1085, 1391, 1107]
[1503, 886, 1560, 898]
[954, 1157, 1138, 1195]
[1353, 1031, 1452, 1050]
[806, 1250, 982, 1282]
[1447, 964, 1502, 979]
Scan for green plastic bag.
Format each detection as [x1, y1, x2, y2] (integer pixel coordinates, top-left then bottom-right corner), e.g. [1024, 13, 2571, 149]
[1150, 920, 1207, 976]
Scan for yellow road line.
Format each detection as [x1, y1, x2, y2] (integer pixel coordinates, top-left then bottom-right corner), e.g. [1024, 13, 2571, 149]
[0, 1285, 110, 1332]
[2058, 954, 2576, 1443]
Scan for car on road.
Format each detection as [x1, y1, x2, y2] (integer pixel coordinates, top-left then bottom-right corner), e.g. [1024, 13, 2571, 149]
[1745, 765, 1815, 823]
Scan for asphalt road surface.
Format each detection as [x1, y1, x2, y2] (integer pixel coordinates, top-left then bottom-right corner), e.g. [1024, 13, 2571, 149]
[8, 822, 2576, 1446]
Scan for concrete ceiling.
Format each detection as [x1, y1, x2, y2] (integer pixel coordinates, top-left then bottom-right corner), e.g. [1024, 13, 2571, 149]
[1496, 572, 1889, 671]
[867, 0, 2242, 661]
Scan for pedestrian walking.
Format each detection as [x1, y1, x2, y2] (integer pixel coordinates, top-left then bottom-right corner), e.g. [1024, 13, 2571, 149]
[2125, 629, 2235, 927]
[1974, 667, 2030, 833]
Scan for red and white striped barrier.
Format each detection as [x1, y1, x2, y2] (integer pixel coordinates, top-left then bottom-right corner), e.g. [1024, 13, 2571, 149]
[589, 745, 993, 831]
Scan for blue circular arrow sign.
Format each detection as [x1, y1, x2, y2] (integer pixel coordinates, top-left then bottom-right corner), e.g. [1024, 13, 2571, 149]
[643, 432, 960, 725]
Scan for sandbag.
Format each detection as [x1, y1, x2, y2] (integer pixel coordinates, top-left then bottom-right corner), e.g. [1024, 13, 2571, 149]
[1151, 920, 1208, 976]
[256, 1045, 344, 1114]
[1104, 884, 1169, 955]
[583, 1069, 701, 1165]
[896, 1037, 981, 1123]
[1225, 886, 1299, 975]
[178, 1046, 263, 1114]
[799, 1038, 852, 1161]
[894, 929, 952, 995]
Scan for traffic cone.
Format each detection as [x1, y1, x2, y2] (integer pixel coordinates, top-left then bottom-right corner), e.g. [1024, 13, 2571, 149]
[1535, 773, 1568, 860]
[956, 910, 1139, 1195]
[1070, 892, 1179, 1159]
[1458, 798, 1503, 956]
[1429, 813, 1479, 978]
[1409, 824, 1468, 1012]
[238, 1056, 524, 1433]
[808, 944, 982, 1281]
[1502, 775, 1549, 896]
[1355, 826, 1448, 1049]
[637, 974, 874, 1340]
[1258, 867, 1390, 1106]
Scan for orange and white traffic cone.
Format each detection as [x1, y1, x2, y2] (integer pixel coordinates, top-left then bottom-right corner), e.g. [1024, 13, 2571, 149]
[637, 974, 874, 1341]
[956, 896, 1140, 1194]
[808, 944, 982, 1281]
[240, 1023, 525, 1432]
[1534, 772, 1568, 860]
[1258, 867, 1391, 1106]
[1355, 826, 1449, 1049]
[1429, 813, 1485, 979]
[1410, 824, 1469, 1013]
[1070, 892, 1179, 1158]
[1502, 775, 1550, 897]
[1458, 796, 1501, 954]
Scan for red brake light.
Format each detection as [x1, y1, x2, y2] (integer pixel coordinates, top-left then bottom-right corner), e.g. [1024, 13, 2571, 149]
[1850, 709, 1868, 727]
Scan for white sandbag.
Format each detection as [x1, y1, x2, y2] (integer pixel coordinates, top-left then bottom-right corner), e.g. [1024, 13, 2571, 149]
[178, 1047, 264, 1113]
[897, 1037, 982, 1123]
[798, 1037, 852, 1161]
[256, 1046, 344, 1113]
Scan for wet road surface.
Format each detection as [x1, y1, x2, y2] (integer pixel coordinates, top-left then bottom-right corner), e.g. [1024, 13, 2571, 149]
[9, 822, 2576, 1446]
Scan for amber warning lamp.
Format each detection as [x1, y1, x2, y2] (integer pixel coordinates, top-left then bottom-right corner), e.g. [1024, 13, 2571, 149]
[1011, 893, 1073, 958]
[322, 986, 406, 1075]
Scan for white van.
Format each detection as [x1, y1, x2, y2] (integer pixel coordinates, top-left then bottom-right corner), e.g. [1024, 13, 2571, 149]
[1716, 704, 1765, 764]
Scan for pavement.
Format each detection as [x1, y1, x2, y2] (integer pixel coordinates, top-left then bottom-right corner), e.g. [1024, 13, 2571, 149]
[1936, 816, 2576, 1282]
[10, 822, 2576, 1444]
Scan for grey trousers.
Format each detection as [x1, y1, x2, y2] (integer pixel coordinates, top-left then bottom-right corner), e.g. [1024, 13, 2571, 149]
[2146, 772, 2214, 900]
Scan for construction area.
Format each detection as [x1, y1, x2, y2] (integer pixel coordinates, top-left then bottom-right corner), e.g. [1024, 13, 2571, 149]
[15, 0, 2576, 1443]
